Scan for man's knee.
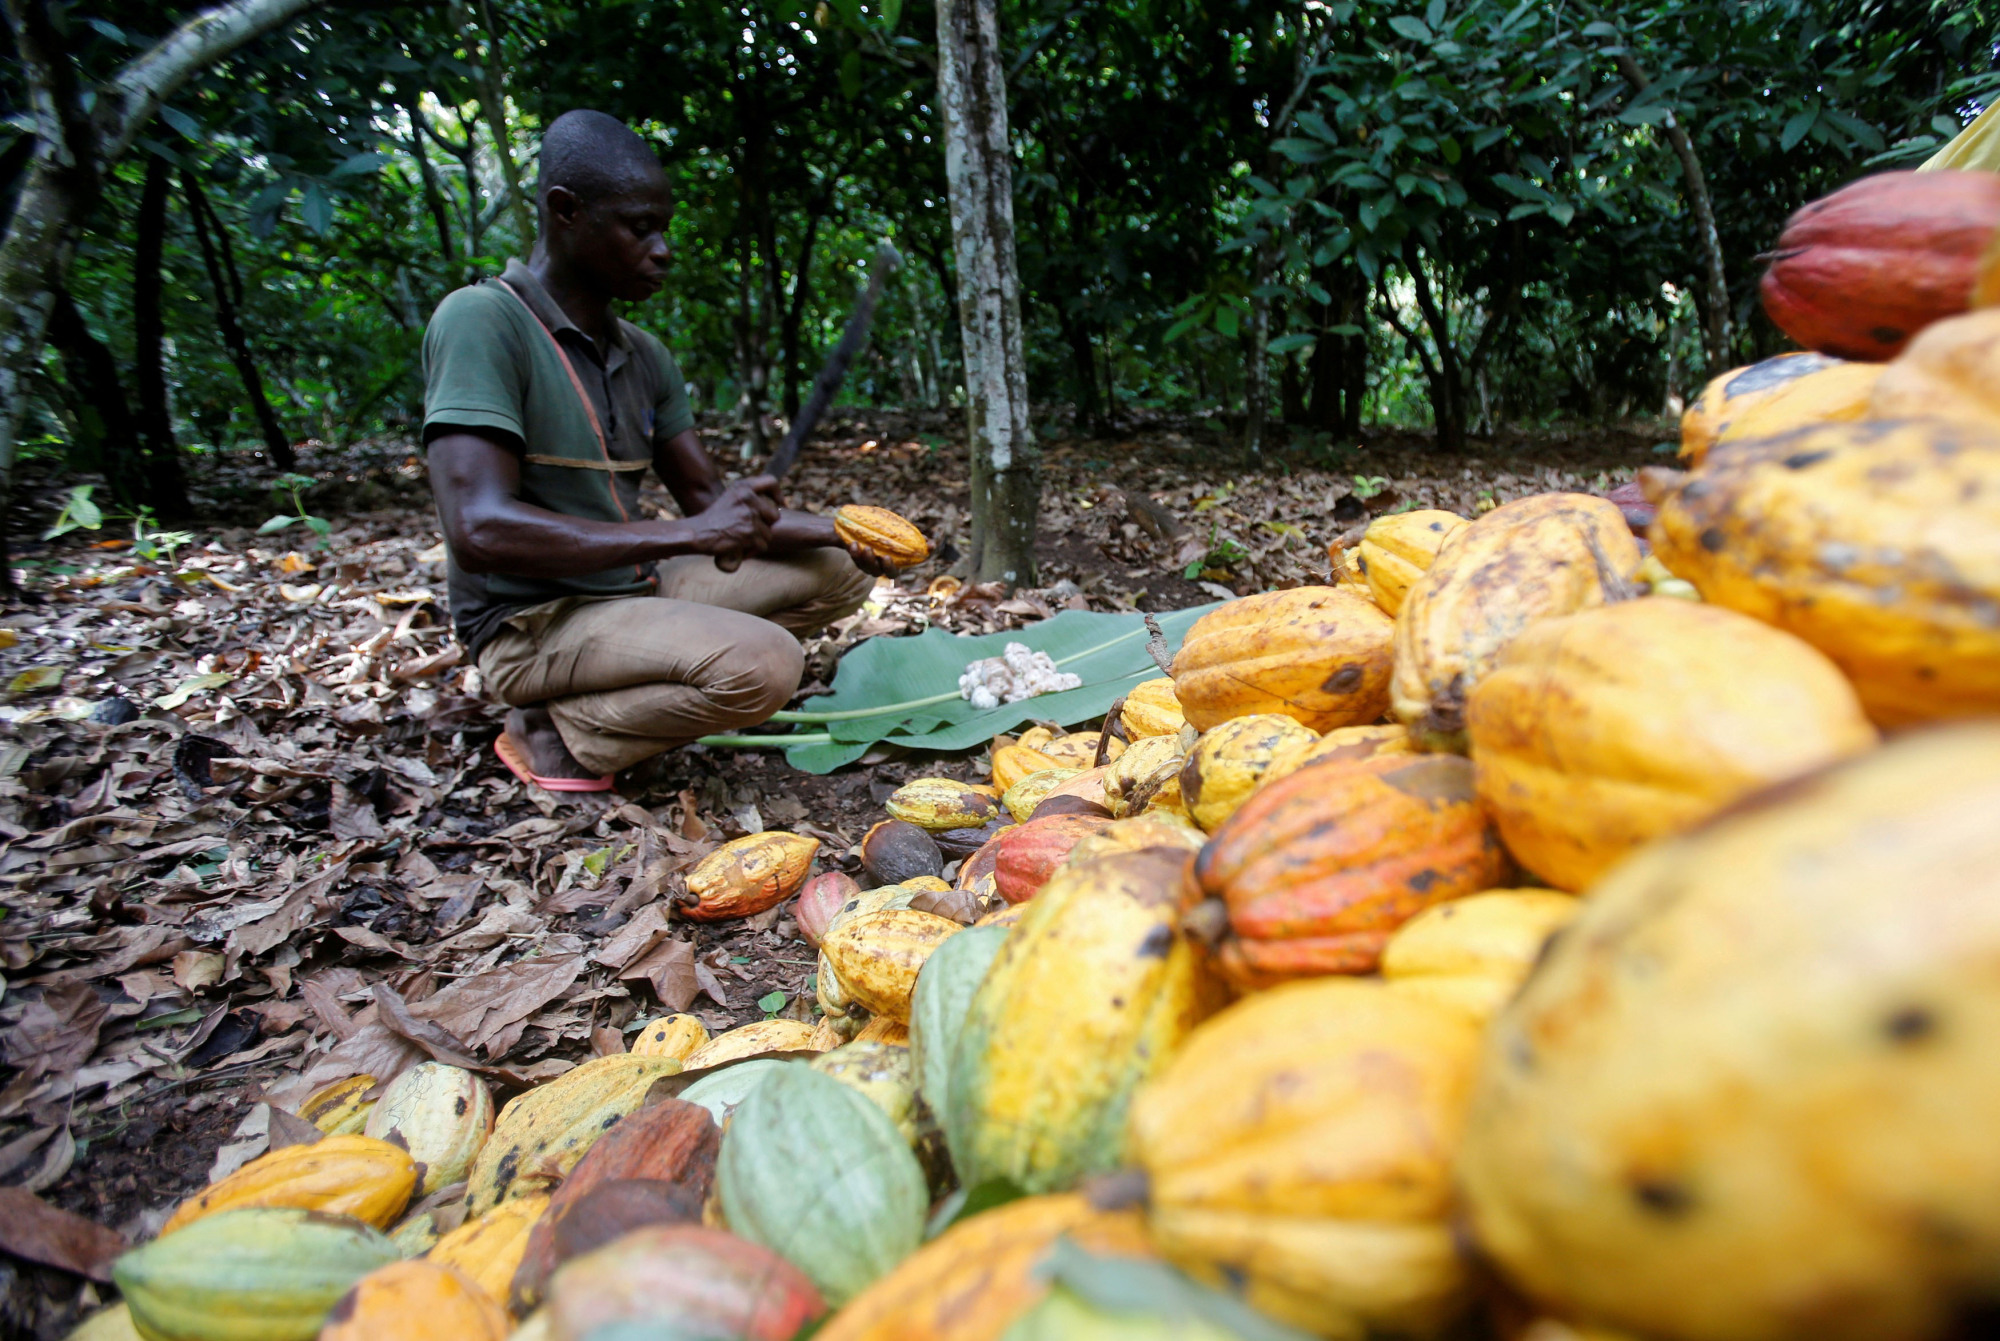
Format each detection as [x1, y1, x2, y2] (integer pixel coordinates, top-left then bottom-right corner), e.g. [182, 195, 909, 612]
[704, 624, 805, 725]
[786, 547, 874, 632]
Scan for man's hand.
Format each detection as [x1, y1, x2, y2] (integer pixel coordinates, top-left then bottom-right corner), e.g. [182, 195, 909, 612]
[686, 475, 782, 559]
[843, 541, 900, 578]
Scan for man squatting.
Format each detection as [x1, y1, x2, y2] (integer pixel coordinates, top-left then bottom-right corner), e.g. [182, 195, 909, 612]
[423, 110, 889, 791]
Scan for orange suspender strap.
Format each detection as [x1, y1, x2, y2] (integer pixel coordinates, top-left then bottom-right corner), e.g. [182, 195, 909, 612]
[494, 279, 653, 586]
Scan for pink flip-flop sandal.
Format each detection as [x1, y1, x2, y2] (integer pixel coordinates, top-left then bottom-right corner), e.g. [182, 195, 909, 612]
[494, 731, 614, 793]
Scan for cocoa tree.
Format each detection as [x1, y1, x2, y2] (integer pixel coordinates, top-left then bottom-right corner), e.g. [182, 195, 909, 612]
[0, 0, 318, 565]
[935, 0, 1037, 587]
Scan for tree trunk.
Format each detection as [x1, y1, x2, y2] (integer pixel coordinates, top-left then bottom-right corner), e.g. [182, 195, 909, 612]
[46, 289, 137, 476]
[1612, 50, 1731, 373]
[463, 0, 534, 247]
[184, 165, 292, 468]
[131, 153, 189, 515]
[0, 0, 321, 579]
[1054, 302, 1103, 436]
[1403, 246, 1467, 452]
[399, 90, 457, 266]
[937, 0, 1037, 587]
[1243, 241, 1275, 455]
[779, 208, 828, 421]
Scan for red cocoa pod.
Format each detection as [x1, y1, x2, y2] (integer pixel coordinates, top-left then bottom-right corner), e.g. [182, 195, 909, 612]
[545, 1224, 825, 1341]
[510, 1097, 719, 1312]
[992, 813, 1115, 904]
[795, 871, 861, 948]
[1760, 169, 2000, 361]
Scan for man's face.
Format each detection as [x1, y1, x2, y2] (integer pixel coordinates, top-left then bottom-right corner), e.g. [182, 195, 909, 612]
[549, 174, 673, 303]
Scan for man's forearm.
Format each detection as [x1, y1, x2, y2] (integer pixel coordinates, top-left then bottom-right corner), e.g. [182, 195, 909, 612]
[451, 498, 711, 577]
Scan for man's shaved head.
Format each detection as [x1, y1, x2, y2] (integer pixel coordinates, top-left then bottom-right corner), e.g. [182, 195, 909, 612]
[537, 110, 665, 222]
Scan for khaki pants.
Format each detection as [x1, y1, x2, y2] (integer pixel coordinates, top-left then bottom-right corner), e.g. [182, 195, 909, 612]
[478, 548, 872, 775]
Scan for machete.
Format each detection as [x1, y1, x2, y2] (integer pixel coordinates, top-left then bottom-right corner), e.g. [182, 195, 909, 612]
[716, 240, 903, 571]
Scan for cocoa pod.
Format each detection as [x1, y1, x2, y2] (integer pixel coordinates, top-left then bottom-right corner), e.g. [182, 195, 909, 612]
[934, 819, 1009, 861]
[796, 871, 862, 948]
[992, 814, 1115, 904]
[859, 820, 944, 885]
[510, 1097, 719, 1310]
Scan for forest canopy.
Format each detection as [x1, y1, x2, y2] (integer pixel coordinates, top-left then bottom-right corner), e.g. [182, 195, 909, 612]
[13, 0, 1997, 520]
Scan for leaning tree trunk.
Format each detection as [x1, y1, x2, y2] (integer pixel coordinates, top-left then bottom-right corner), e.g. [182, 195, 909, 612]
[936, 0, 1037, 588]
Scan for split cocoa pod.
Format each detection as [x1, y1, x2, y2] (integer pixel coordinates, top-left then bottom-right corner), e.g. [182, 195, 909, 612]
[680, 831, 819, 922]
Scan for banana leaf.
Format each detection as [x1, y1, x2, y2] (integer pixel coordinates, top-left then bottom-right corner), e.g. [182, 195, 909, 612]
[700, 603, 1221, 773]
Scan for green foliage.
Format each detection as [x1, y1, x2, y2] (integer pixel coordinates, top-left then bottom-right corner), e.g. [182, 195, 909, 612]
[13, 0, 1997, 520]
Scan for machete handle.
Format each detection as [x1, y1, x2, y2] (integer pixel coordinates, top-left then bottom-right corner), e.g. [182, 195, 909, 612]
[714, 552, 746, 574]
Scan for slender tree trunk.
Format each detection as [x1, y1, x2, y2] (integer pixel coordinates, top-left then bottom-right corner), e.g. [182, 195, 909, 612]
[1612, 50, 1731, 371]
[456, 0, 534, 246]
[1054, 303, 1103, 435]
[131, 154, 189, 514]
[400, 91, 457, 265]
[936, 0, 1037, 588]
[184, 165, 292, 468]
[1243, 241, 1276, 455]
[46, 289, 137, 474]
[779, 209, 826, 421]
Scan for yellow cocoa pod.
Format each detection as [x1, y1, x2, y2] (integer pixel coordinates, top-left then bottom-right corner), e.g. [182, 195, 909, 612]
[1001, 768, 1082, 822]
[630, 1014, 709, 1062]
[1381, 890, 1581, 1024]
[1172, 587, 1395, 733]
[820, 909, 963, 1023]
[320, 1258, 508, 1341]
[1648, 419, 2000, 727]
[1262, 722, 1415, 789]
[1119, 677, 1186, 739]
[854, 1016, 911, 1046]
[63, 1305, 141, 1341]
[811, 1040, 921, 1144]
[885, 778, 1003, 831]
[1392, 493, 1642, 752]
[991, 744, 1063, 794]
[681, 831, 819, 922]
[1036, 732, 1123, 768]
[683, 1018, 824, 1070]
[298, 1074, 377, 1136]
[834, 505, 930, 567]
[160, 1134, 415, 1235]
[362, 1062, 494, 1196]
[426, 1192, 550, 1308]
[1178, 715, 1319, 831]
[464, 1056, 682, 1213]
[1355, 510, 1470, 616]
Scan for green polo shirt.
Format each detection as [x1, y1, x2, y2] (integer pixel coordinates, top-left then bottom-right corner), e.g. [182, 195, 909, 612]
[421, 259, 696, 656]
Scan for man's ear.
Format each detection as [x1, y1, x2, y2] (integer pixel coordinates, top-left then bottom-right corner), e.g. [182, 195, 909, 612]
[542, 184, 583, 232]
